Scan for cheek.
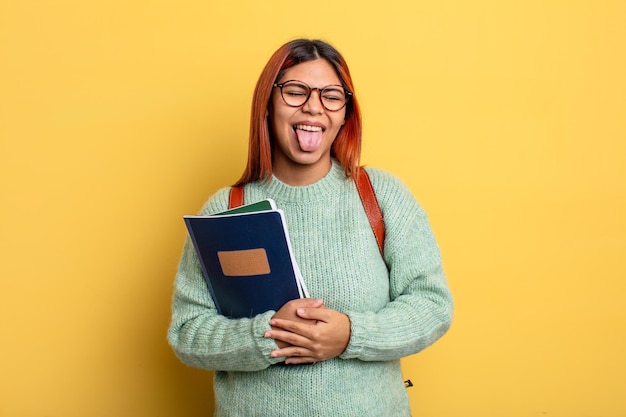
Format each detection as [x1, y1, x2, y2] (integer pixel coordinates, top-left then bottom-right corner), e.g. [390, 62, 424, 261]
[335, 114, 347, 131]
[269, 110, 296, 145]
[269, 101, 292, 129]
[270, 110, 289, 135]
[336, 109, 347, 127]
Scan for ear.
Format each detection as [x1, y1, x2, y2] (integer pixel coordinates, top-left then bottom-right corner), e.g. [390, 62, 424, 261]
[266, 100, 273, 118]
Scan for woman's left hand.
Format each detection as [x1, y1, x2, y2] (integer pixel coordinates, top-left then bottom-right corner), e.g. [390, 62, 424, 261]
[265, 304, 351, 364]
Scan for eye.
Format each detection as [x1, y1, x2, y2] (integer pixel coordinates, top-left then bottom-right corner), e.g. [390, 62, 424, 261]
[322, 88, 344, 101]
[282, 83, 309, 97]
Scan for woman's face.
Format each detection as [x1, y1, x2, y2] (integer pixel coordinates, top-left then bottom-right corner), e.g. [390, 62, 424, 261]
[269, 59, 346, 185]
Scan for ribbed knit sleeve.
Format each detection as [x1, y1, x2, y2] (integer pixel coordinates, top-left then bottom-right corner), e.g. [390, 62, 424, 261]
[340, 167, 453, 361]
[167, 188, 285, 371]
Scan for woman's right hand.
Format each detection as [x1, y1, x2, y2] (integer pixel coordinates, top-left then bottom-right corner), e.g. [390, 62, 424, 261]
[270, 298, 323, 349]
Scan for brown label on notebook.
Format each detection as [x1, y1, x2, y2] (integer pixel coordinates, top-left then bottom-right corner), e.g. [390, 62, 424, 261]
[217, 248, 271, 276]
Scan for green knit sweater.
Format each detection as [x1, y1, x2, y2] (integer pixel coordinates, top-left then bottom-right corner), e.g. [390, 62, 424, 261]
[168, 160, 453, 417]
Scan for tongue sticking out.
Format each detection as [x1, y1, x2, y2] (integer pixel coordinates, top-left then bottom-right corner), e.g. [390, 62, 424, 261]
[295, 128, 323, 152]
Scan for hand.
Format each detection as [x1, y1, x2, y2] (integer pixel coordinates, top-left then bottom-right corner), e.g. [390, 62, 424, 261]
[270, 298, 323, 349]
[265, 303, 351, 364]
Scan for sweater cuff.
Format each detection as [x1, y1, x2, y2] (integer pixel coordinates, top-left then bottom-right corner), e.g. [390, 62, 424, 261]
[252, 310, 287, 366]
[339, 312, 365, 360]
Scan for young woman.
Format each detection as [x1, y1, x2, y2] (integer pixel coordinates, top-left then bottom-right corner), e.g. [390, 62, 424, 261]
[168, 39, 453, 417]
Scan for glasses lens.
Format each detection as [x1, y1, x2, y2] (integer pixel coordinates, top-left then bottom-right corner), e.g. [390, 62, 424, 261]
[281, 82, 310, 107]
[320, 86, 348, 111]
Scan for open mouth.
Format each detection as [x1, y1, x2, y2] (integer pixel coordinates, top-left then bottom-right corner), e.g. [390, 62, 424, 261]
[293, 124, 324, 151]
[293, 124, 324, 133]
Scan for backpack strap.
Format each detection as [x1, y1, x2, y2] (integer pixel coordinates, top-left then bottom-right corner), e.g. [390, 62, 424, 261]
[354, 167, 385, 256]
[228, 167, 385, 256]
[228, 184, 244, 209]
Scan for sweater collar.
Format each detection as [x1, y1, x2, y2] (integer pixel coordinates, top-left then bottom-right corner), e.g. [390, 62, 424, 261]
[259, 160, 348, 203]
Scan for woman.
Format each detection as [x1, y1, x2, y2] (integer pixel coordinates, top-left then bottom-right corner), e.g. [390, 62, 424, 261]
[168, 39, 453, 417]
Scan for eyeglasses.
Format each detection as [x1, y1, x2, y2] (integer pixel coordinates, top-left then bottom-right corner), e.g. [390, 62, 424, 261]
[273, 80, 353, 112]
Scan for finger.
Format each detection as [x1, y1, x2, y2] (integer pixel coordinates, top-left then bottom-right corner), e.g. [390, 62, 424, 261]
[270, 346, 323, 363]
[284, 356, 317, 365]
[271, 346, 314, 360]
[269, 318, 316, 335]
[287, 298, 324, 309]
[295, 306, 332, 322]
[265, 328, 312, 347]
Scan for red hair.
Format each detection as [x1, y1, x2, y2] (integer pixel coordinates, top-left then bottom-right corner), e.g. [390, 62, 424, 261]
[234, 39, 362, 186]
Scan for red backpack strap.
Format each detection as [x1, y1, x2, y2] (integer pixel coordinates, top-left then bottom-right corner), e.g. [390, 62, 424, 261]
[355, 167, 385, 256]
[228, 185, 244, 209]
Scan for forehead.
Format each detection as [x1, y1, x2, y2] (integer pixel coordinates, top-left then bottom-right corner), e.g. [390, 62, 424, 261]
[279, 59, 342, 86]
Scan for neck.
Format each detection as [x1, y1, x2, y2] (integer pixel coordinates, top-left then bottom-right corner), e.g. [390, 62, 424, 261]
[272, 158, 332, 186]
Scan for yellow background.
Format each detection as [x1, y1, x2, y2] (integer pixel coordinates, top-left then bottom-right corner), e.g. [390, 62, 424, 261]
[1, 1, 625, 416]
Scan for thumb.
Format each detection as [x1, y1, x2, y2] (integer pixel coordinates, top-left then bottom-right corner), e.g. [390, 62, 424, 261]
[299, 298, 324, 308]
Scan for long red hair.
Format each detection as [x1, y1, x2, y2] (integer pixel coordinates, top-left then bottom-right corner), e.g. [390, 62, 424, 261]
[234, 39, 362, 186]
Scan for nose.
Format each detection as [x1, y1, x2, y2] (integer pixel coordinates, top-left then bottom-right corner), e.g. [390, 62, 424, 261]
[302, 89, 324, 114]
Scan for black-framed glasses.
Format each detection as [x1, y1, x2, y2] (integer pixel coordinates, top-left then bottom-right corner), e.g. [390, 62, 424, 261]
[273, 80, 353, 112]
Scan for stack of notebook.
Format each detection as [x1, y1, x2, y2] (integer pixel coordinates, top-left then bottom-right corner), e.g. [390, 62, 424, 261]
[184, 199, 308, 318]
